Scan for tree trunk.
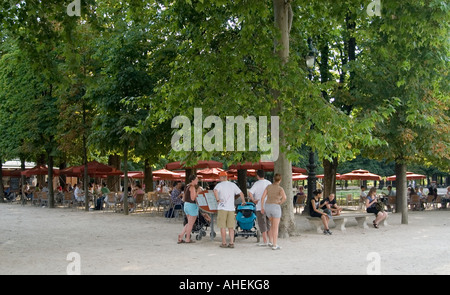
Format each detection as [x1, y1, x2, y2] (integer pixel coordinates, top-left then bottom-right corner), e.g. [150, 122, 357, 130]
[323, 157, 338, 199]
[185, 168, 195, 184]
[107, 154, 120, 191]
[123, 145, 129, 215]
[395, 161, 408, 224]
[272, 0, 295, 238]
[59, 160, 67, 190]
[36, 153, 46, 188]
[48, 152, 55, 208]
[20, 157, 26, 203]
[83, 156, 89, 212]
[0, 158, 5, 203]
[237, 169, 247, 198]
[144, 159, 153, 193]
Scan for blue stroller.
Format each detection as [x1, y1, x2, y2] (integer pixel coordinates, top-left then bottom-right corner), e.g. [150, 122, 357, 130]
[235, 202, 260, 242]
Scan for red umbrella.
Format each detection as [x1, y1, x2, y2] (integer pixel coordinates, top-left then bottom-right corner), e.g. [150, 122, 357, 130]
[61, 161, 123, 177]
[292, 173, 308, 181]
[340, 169, 381, 181]
[317, 173, 342, 180]
[386, 172, 426, 181]
[124, 171, 145, 179]
[2, 169, 24, 177]
[197, 168, 225, 180]
[226, 169, 257, 177]
[229, 161, 307, 174]
[197, 168, 237, 181]
[21, 165, 59, 177]
[152, 169, 183, 180]
[165, 160, 223, 170]
[73, 161, 116, 174]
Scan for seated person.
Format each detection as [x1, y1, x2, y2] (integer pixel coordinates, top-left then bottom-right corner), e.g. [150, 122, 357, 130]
[320, 193, 342, 216]
[294, 185, 305, 206]
[309, 189, 332, 235]
[128, 184, 145, 213]
[170, 182, 184, 209]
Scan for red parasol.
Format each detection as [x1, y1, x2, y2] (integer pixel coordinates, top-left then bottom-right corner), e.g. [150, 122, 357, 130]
[2, 169, 24, 177]
[165, 160, 223, 170]
[226, 169, 257, 177]
[292, 173, 308, 181]
[152, 169, 183, 180]
[21, 165, 59, 177]
[340, 169, 381, 181]
[229, 161, 307, 174]
[317, 173, 342, 180]
[386, 172, 426, 181]
[61, 161, 123, 177]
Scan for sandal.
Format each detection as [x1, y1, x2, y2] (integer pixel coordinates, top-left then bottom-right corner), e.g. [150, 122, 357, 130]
[373, 221, 379, 229]
[177, 235, 185, 244]
[220, 243, 228, 248]
[185, 240, 196, 243]
[228, 243, 235, 248]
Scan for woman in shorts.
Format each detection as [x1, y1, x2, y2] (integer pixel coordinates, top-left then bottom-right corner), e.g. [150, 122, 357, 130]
[261, 173, 286, 250]
[365, 187, 388, 228]
[178, 175, 199, 244]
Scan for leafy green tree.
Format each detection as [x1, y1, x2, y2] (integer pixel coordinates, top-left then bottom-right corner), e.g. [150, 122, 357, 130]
[354, 1, 449, 223]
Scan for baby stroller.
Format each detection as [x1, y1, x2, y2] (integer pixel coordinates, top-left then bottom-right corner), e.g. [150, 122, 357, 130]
[235, 202, 260, 242]
[183, 212, 211, 241]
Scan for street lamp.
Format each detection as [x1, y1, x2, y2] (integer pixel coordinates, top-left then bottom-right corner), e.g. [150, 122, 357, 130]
[306, 55, 315, 69]
[306, 38, 317, 205]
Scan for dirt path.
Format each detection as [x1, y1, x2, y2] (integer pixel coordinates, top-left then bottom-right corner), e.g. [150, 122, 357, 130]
[1, 204, 449, 275]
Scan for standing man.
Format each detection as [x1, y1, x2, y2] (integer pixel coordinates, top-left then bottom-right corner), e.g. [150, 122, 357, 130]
[214, 171, 246, 249]
[248, 169, 272, 246]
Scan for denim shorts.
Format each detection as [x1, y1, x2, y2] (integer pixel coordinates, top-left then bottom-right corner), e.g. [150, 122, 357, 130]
[184, 202, 199, 217]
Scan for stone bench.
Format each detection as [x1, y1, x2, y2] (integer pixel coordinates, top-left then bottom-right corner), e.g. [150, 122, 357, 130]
[306, 212, 389, 233]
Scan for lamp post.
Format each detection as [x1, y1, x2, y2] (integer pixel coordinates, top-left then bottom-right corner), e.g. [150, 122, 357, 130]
[306, 38, 317, 203]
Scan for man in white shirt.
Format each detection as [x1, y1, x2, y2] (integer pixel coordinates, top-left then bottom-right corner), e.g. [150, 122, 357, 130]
[214, 171, 245, 248]
[248, 169, 272, 246]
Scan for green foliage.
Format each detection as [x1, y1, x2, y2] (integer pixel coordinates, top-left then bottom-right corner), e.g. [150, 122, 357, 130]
[0, 0, 447, 176]
[353, 0, 450, 169]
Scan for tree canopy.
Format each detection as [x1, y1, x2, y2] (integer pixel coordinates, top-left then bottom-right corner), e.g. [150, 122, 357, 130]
[0, 1, 448, 215]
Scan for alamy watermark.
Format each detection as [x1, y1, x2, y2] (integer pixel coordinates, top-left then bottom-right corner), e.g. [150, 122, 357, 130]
[171, 108, 279, 162]
[67, 0, 81, 17]
[366, 252, 381, 275]
[367, 0, 382, 17]
[66, 252, 81, 275]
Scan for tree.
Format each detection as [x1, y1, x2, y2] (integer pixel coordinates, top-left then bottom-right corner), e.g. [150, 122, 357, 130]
[87, 0, 174, 213]
[354, 1, 450, 223]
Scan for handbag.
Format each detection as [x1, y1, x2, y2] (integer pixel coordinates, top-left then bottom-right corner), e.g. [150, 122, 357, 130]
[375, 199, 385, 212]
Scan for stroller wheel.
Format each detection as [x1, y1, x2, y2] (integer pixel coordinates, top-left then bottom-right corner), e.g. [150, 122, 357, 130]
[196, 234, 202, 241]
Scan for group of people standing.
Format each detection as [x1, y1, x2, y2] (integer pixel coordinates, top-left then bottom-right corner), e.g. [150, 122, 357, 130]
[177, 170, 390, 247]
[177, 170, 287, 250]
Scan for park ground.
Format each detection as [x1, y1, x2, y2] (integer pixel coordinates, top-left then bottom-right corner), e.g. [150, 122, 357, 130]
[0, 203, 449, 275]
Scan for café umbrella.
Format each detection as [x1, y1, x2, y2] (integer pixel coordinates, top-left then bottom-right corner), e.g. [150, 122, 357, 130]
[165, 160, 223, 170]
[340, 169, 381, 181]
[386, 172, 426, 181]
[229, 161, 307, 174]
[21, 165, 59, 177]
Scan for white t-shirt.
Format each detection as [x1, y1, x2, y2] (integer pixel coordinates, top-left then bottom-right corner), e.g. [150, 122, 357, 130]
[214, 181, 242, 211]
[74, 187, 83, 201]
[249, 179, 272, 211]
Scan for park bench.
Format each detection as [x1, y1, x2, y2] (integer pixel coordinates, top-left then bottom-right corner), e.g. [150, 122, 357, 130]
[306, 212, 389, 233]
